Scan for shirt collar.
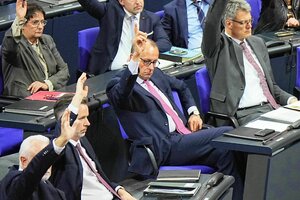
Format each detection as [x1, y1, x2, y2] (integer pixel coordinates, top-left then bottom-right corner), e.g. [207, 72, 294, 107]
[136, 76, 146, 84]
[69, 139, 80, 147]
[224, 31, 244, 45]
[123, 8, 141, 21]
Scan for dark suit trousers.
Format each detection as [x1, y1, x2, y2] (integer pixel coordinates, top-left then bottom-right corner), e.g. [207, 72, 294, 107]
[164, 126, 244, 200]
[236, 103, 273, 125]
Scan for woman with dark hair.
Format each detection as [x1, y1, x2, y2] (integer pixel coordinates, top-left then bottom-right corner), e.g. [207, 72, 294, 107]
[1, 0, 69, 97]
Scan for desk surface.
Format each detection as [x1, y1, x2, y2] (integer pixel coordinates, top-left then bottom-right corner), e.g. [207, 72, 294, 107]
[211, 128, 300, 156]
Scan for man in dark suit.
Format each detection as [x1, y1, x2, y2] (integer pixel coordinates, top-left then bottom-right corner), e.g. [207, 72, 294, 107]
[77, 0, 172, 75]
[106, 30, 244, 200]
[161, 0, 211, 49]
[50, 73, 135, 200]
[1, 0, 69, 97]
[202, 0, 298, 125]
[0, 108, 78, 200]
[254, 0, 300, 34]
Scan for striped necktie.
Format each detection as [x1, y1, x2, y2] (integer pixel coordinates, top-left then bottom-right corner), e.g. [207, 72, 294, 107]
[192, 0, 206, 29]
[240, 42, 279, 109]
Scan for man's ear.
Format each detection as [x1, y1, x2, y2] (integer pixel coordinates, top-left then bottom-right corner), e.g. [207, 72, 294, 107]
[225, 19, 232, 29]
[118, 0, 124, 6]
[20, 156, 28, 169]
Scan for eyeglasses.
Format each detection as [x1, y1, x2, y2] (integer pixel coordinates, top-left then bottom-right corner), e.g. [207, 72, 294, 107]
[140, 58, 160, 67]
[231, 19, 253, 26]
[29, 20, 47, 27]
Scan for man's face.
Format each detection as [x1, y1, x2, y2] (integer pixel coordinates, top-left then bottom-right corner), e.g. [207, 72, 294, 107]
[119, 0, 144, 15]
[22, 11, 45, 42]
[226, 10, 252, 40]
[72, 104, 90, 141]
[138, 43, 159, 80]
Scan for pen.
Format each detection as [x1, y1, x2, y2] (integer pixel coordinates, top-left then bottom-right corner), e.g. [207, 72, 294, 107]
[147, 31, 154, 36]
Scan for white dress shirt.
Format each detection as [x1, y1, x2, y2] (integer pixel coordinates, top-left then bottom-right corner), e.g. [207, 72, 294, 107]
[110, 9, 140, 70]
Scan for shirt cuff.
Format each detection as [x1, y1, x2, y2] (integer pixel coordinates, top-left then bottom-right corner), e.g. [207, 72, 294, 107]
[52, 139, 65, 155]
[44, 79, 54, 91]
[68, 103, 79, 115]
[12, 17, 26, 37]
[287, 96, 298, 104]
[187, 106, 199, 115]
[128, 60, 139, 75]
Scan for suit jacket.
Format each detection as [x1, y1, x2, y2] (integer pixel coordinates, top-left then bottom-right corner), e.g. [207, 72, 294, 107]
[0, 144, 66, 200]
[78, 0, 172, 75]
[255, 0, 300, 33]
[106, 68, 196, 175]
[161, 0, 189, 48]
[50, 136, 119, 200]
[202, 0, 292, 117]
[2, 28, 70, 97]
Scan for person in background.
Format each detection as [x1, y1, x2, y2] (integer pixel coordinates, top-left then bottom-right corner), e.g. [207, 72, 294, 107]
[254, 0, 300, 34]
[50, 73, 135, 200]
[161, 0, 211, 49]
[1, 0, 69, 97]
[202, 0, 298, 126]
[106, 28, 244, 200]
[0, 108, 78, 200]
[77, 0, 172, 75]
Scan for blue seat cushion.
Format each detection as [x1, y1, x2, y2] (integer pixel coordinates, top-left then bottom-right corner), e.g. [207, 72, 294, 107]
[159, 165, 215, 174]
[0, 128, 23, 157]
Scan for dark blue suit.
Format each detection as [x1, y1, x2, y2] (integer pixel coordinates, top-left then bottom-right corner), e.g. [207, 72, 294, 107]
[78, 0, 172, 75]
[106, 68, 244, 200]
[50, 134, 118, 200]
[0, 144, 66, 200]
[161, 0, 189, 48]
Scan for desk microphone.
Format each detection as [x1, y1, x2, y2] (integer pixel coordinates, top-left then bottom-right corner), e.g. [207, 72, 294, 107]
[262, 119, 300, 145]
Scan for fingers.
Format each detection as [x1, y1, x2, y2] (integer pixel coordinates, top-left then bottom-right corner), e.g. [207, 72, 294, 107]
[27, 81, 48, 94]
[188, 116, 203, 132]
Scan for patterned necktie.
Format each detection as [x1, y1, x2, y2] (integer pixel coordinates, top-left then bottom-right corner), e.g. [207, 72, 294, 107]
[192, 0, 206, 29]
[131, 15, 137, 40]
[76, 143, 121, 199]
[144, 80, 191, 134]
[240, 42, 279, 109]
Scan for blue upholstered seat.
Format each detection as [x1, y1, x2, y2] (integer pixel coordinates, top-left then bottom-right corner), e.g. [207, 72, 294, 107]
[78, 27, 100, 74]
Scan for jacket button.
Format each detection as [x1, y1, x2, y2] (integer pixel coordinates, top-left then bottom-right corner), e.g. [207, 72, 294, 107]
[164, 122, 168, 126]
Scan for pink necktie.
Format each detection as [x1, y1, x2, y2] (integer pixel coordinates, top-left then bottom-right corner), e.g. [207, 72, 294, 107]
[240, 42, 279, 109]
[144, 80, 191, 134]
[76, 143, 121, 199]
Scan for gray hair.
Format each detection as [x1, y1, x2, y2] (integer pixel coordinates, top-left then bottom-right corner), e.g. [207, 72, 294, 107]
[224, 0, 251, 22]
[19, 135, 50, 167]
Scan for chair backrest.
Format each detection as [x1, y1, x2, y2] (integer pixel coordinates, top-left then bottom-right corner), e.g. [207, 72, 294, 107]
[195, 66, 211, 115]
[246, 0, 262, 28]
[78, 27, 100, 72]
[155, 10, 165, 19]
[0, 45, 4, 94]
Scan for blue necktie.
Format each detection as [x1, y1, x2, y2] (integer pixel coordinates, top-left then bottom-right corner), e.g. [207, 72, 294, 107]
[192, 0, 205, 29]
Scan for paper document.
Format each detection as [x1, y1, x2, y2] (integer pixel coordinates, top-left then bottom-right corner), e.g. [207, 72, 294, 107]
[157, 59, 175, 70]
[260, 107, 300, 123]
[284, 101, 300, 111]
[245, 119, 290, 132]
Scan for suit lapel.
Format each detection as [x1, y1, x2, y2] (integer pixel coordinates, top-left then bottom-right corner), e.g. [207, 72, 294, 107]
[176, 0, 189, 47]
[139, 11, 148, 33]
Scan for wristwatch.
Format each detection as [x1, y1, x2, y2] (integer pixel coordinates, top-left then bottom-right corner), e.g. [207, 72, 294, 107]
[190, 110, 200, 116]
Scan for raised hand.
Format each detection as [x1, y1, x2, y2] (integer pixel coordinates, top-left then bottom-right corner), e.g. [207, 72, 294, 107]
[70, 72, 88, 109]
[16, 0, 27, 20]
[55, 109, 79, 147]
